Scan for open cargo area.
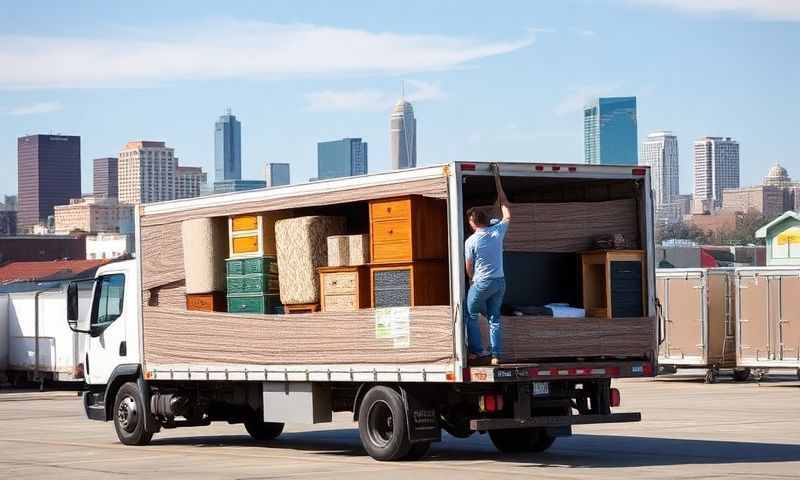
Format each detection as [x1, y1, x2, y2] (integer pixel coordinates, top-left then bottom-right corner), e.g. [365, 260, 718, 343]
[136, 163, 657, 376]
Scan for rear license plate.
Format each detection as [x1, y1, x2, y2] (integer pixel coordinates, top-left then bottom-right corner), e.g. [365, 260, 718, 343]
[532, 382, 549, 396]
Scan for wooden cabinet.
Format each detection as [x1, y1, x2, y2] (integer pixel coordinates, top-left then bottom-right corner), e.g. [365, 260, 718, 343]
[228, 211, 292, 258]
[319, 265, 371, 312]
[581, 250, 645, 319]
[370, 260, 449, 308]
[186, 292, 226, 312]
[369, 196, 447, 265]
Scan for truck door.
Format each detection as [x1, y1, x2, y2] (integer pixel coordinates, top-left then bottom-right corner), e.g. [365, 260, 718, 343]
[86, 273, 128, 385]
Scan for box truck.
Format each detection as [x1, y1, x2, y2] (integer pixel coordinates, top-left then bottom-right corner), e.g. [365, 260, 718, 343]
[66, 162, 658, 460]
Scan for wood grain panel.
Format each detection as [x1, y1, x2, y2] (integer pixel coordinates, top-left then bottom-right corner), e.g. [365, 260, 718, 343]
[142, 305, 454, 365]
[141, 177, 447, 228]
[140, 222, 185, 290]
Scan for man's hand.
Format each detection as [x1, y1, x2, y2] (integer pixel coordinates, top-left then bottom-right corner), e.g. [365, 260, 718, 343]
[491, 163, 511, 221]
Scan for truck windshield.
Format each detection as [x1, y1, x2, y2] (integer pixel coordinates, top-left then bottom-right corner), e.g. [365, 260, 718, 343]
[92, 274, 125, 326]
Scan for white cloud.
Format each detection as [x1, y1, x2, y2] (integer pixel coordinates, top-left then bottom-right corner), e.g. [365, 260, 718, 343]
[306, 80, 445, 112]
[0, 20, 535, 89]
[553, 86, 616, 116]
[8, 101, 63, 115]
[626, 0, 800, 21]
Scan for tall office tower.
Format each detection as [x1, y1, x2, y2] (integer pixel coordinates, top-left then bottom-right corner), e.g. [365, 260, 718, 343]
[390, 98, 417, 170]
[640, 131, 680, 223]
[93, 157, 119, 199]
[584, 97, 638, 165]
[118, 141, 177, 205]
[17, 135, 81, 231]
[317, 138, 368, 180]
[693, 137, 740, 210]
[265, 162, 291, 187]
[214, 109, 242, 181]
[175, 166, 208, 199]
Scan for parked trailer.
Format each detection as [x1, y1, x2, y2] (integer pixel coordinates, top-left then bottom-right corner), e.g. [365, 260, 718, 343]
[656, 268, 749, 383]
[1, 289, 92, 387]
[735, 267, 800, 380]
[66, 162, 658, 461]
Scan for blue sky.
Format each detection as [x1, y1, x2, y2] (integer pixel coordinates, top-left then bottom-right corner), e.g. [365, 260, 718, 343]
[1, 0, 798, 197]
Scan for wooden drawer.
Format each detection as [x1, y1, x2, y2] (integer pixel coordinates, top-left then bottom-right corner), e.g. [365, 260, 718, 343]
[231, 235, 259, 255]
[372, 219, 411, 244]
[186, 292, 226, 312]
[372, 241, 412, 264]
[322, 271, 357, 295]
[231, 215, 258, 232]
[322, 294, 357, 312]
[370, 199, 410, 221]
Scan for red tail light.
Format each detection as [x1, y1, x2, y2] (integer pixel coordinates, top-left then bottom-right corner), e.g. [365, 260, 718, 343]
[632, 168, 647, 176]
[568, 166, 577, 172]
[484, 394, 496, 413]
[551, 165, 561, 172]
[534, 165, 544, 171]
[460, 163, 476, 171]
[610, 388, 621, 407]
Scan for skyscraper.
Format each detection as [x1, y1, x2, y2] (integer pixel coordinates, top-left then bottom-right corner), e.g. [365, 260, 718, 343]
[17, 135, 82, 231]
[390, 98, 417, 170]
[640, 131, 680, 223]
[175, 166, 208, 199]
[317, 138, 368, 180]
[214, 109, 241, 181]
[693, 137, 740, 211]
[584, 97, 638, 165]
[93, 157, 118, 199]
[265, 162, 291, 187]
[118, 141, 177, 205]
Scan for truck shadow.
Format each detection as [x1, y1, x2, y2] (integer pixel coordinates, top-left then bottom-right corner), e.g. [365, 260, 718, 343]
[150, 430, 800, 467]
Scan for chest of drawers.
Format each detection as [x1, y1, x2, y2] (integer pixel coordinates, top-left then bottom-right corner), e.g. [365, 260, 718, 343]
[228, 211, 292, 258]
[319, 265, 371, 312]
[369, 196, 447, 265]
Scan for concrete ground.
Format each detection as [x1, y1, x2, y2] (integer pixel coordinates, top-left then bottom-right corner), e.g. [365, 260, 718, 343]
[1, 373, 799, 480]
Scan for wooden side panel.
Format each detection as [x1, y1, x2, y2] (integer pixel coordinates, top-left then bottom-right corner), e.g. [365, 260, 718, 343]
[738, 276, 771, 363]
[412, 196, 448, 260]
[480, 316, 656, 362]
[142, 306, 454, 365]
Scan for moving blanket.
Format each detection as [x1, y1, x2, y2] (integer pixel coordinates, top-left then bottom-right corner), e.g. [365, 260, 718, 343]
[275, 216, 346, 304]
[181, 218, 227, 294]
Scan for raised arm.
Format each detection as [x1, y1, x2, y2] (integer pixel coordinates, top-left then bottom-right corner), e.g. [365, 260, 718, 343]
[492, 164, 511, 221]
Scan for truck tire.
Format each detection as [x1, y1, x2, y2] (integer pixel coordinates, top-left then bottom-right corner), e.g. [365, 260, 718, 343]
[489, 428, 555, 454]
[358, 386, 412, 461]
[113, 382, 153, 446]
[244, 419, 284, 441]
[732, 368, 751, 382]
[401, 441, 431, 461]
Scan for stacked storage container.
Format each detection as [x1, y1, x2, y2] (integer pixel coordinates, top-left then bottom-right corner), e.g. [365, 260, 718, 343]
[226, 213, 288, 314]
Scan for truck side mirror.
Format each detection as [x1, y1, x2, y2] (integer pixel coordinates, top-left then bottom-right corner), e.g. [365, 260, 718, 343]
[67, 281, 90, 333]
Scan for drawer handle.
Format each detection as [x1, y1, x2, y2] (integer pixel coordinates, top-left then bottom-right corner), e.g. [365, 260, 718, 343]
[387, 207, 392, 213]
[331, 281, 337, 285]
[388, 229, 394, 234]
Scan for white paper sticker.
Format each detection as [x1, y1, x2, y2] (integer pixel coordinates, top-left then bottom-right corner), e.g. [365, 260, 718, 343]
[375, 307, 411, 348]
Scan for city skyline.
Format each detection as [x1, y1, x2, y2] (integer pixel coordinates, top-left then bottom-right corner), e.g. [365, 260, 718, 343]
[584, 96, 638, 166]
[640, 131, 679, 223]
[390, 97, 417, 170]
[1, 2, 798, 197]
[214, 109, 241, 182]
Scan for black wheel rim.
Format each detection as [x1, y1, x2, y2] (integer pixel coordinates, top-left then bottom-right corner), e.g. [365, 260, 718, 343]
[367, 400, 394, 448]
[117, 395, 138, 433]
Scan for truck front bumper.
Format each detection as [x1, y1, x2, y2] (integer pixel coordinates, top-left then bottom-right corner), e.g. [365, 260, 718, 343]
[470, 412, 641, 431]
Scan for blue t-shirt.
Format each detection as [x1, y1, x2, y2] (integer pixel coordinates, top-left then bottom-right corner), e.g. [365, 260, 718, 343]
[465, 218, 509, 283]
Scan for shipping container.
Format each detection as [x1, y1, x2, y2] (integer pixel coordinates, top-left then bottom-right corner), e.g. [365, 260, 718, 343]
[656, 268, 748, 382]
[735, 267, 800, 379]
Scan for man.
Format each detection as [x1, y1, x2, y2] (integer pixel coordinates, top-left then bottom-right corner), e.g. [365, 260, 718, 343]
[464, 165, 511, 365]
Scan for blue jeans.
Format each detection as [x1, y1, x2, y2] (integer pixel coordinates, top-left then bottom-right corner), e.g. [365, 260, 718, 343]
[465, 277, 505, 357]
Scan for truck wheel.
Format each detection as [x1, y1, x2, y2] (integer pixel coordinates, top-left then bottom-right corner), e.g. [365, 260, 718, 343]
[732, 368, 751, 382]
[704, 369, 718, 384]
[113, 382, 153, 446]
[244, 419, 284, 441]
[358, 386, 412, 461]
[489, 428, 555, 453]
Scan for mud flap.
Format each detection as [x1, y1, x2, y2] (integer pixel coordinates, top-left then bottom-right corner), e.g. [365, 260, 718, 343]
[400, 386, 441, 443]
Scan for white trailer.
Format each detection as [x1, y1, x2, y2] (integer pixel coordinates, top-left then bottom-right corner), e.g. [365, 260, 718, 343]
[2, 288, 92, 386]
[66, 162, 659, 460]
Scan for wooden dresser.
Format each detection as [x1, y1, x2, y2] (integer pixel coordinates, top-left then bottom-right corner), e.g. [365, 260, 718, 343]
[319, 265, 371, 312]
[369, 196, 447, 264]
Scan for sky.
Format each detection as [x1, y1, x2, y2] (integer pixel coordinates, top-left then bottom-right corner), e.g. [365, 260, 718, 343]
[1, 0, 798, 197]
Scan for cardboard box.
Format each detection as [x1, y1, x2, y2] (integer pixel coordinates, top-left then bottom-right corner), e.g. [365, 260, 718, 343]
[327, 234, 370, 267]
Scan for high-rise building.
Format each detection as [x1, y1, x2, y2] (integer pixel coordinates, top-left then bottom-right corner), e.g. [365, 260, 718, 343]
[118, 141, 177, 205]
[17, 135, 82, 231]
[214, 109, 241, 181]
[53, 195, 134, 235]
[93, 157, 118, 198]
[175, 166, 208, 199]
[0, 211, 16, 236]
[693, 136, 740, 210]
[640, 131, 680, 223]
[317, 138, 368, 180]
[584, 97, 638, 165]
[390, 98, 417, 170]
[265, 162, 291, 187]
